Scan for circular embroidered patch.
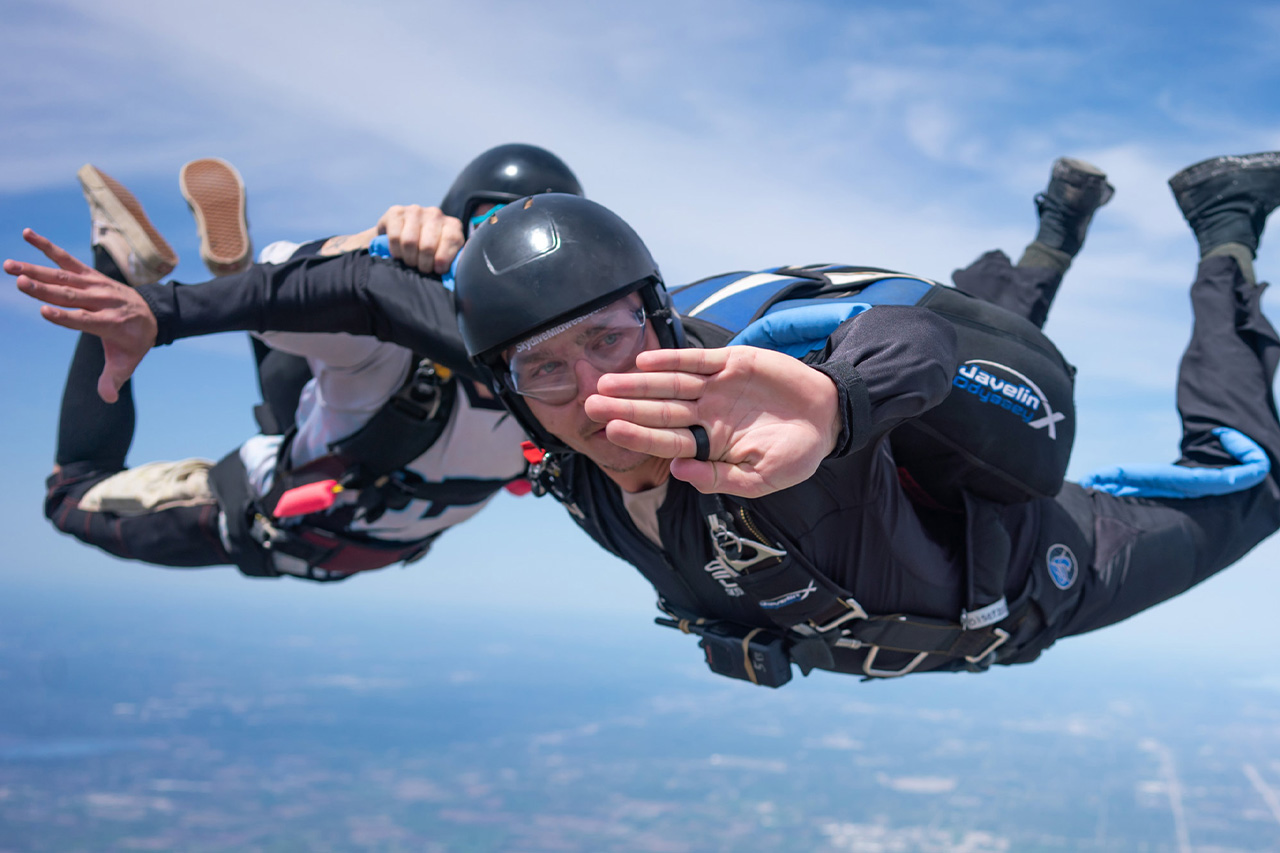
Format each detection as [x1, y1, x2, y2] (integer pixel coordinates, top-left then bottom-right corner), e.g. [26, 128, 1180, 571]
[1046, 543, 1078, 590]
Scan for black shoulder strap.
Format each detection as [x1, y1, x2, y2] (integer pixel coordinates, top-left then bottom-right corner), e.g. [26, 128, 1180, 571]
[679, 316, 735, 348]
[256, 356, 462, 524]
[324, 357, 458, 488]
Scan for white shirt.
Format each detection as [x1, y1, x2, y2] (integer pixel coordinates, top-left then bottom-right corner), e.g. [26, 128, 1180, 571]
[239, 242, 528, 545]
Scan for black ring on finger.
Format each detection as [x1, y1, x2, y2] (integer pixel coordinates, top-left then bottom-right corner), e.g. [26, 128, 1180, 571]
[690, 425, 711, 462]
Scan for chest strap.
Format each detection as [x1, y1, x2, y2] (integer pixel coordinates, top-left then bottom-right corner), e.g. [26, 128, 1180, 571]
[261, 357, 461, 518]
[692, 494, 1011, 678]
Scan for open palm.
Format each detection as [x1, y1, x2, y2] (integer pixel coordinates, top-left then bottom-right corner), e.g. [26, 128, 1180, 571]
[586, 346, 841, 498]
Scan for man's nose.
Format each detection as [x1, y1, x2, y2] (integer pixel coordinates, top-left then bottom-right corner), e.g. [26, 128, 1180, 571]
[573, 357, 607, 403]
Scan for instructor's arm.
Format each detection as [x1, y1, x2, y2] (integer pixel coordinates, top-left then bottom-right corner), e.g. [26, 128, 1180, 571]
[10, 229, 475, 400]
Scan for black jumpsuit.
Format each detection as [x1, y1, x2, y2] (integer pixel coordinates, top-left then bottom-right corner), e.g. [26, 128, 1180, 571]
[133, 249, 1280, 674]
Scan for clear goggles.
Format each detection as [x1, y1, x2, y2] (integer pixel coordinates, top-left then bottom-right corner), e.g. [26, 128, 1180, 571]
[503, 297, 648, 405]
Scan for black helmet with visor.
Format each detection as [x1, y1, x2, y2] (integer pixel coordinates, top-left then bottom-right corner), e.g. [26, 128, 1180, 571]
[453, 193, 685, 451]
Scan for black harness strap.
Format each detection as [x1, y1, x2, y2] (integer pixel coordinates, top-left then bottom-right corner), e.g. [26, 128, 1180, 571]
[326, 358, 458, 488]
[213, 356, 466, 580]
[261, 357, 459, 512]
[208, 450, 277, 577]
[347, 473, 513, 524]
[694, 493, 1013, 679]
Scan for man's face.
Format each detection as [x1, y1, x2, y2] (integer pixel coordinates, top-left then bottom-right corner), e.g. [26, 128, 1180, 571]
[503, 292, 662, 475]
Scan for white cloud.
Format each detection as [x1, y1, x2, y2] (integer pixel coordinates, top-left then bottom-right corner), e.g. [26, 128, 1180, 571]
[876, 773, 958, 794]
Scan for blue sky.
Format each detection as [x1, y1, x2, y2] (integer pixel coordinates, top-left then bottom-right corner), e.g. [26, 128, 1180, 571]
[4, 0, 1280, 668]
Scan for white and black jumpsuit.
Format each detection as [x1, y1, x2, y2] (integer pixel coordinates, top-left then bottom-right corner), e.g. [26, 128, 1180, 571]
[47, 247, 527, 579]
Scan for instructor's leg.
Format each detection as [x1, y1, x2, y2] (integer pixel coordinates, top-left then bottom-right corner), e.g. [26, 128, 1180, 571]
[1057, 153, 1280, 637]
[953, 158, 1114, 328]
[46, 166, 228, 568]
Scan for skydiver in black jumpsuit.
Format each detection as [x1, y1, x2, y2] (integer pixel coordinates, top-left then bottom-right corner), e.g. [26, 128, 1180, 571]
[11, 153, 1280, 681]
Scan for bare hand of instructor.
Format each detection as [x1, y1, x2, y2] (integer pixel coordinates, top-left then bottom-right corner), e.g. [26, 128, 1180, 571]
[6, 229, 156, 403]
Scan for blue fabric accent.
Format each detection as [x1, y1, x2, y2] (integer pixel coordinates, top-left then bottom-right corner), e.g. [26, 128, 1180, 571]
[692, 282, 802, 329]
[442, 253, 457, 291]
[840, 276, 931, 307]
[671, 270, 934, 333]
[723, 277, 934, 357]
[1080, 427, 1270, 498]
[669, 272, 755, 312]
[731, 303, 873, 358]
[759, 277, 933, 317]
[669, 271, 795, 325]
[367, 236, 457, 291]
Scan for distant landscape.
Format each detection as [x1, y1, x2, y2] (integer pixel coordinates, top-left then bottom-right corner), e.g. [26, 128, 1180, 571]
[3, 585, 1280, 852]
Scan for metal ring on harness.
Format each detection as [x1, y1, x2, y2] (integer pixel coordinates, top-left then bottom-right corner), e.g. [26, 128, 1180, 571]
[690, 425, 711, 462]
[963, 627, 1010, 664]
[862, 646, 930, 678]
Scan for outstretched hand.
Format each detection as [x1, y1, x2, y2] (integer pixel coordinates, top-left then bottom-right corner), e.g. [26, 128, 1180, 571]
[5, 229, 157, 403]
[376, 205, 465, 275]
[585, 346, 842, 498]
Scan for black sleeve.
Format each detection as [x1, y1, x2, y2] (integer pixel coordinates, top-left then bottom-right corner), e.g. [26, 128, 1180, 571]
[136, 252, 478, 379]
[807, 305, 958, 457]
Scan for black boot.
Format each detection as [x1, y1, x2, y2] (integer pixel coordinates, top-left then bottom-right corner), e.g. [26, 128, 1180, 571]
[1169, 151, 1280, 258]
[1030, 157, 1115, 258]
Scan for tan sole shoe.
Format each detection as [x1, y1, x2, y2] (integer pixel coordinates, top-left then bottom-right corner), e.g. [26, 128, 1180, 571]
[77, 164, 178, 286]
[180, 158, 252, 276]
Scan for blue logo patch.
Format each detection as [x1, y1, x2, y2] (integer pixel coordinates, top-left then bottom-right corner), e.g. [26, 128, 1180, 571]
[1046, 544, 1078, 590]
[759, 582, 817, 610]
[952, 360, 1066, 440]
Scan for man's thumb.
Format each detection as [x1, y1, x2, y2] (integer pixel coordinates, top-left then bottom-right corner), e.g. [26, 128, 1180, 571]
[96, 370, 120, 404]
[97, 353, 140, 404]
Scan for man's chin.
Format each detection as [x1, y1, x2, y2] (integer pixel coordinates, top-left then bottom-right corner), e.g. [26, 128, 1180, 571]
[576, 430, 651, 473]
[597, 454, 651, 474]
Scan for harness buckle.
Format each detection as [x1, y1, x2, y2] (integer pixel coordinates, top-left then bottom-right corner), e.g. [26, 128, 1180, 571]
[405, 359, 448, 419]
[963, 627, 1010, 664]
[706, 512, 787, 574]
[250, 513, 281, 549]
[527, 453, 585, 518]
[861, 646, 930, 678]
[807, 598, 869, 634]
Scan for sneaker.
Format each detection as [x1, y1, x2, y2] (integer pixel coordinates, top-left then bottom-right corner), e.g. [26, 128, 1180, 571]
[1169, 151, 1280, 257]
[77, 164, 178, 287]
[179, 158, 252, 276]
[1032, 157, 1115, 257]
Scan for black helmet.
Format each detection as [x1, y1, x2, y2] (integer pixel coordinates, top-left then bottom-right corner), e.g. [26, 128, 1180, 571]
[440, 144, 584, 225]
[454, 193, 685, 451]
